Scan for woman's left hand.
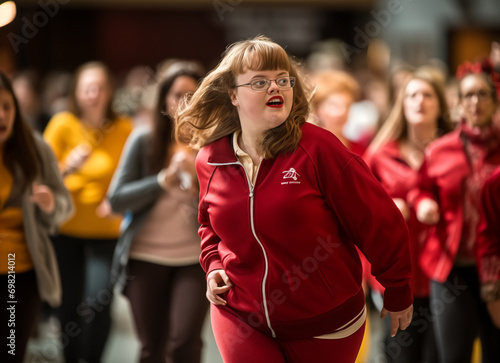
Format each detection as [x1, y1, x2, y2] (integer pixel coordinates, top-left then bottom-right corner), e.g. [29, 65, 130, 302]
[380, 304, 414, 337]
[96, 199, 121, 219]
[30, 182, 55, 214]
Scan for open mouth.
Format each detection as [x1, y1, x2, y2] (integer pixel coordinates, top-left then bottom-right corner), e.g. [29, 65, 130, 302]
[266, 96, 284, 108]
[0, 125, 7, 133]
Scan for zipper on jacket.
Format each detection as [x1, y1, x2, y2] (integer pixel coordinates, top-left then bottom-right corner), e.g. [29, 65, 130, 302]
[208, 161, 276, 337]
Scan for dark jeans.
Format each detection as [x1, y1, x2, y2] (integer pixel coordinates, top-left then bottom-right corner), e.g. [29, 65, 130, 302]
[51, 234, 117, 363]
[124, 259, 209, 363]
[430, 266, 500, 363]
[384, 297, 438, 363]
[1, 270, 41, 363]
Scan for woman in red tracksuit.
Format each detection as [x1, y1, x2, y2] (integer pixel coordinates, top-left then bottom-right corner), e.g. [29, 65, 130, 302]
[476, 166, 500, 329]
[412, 69, 500, 363]
[176, 35, 413, 363]
[365, 69, 454, 363]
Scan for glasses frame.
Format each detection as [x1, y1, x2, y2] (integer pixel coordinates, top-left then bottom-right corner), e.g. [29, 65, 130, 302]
[235, 76, 296, 92]
[462, 90, 493, 103]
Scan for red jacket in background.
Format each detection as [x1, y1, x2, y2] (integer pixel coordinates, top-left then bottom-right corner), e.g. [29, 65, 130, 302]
[366, 141, 431, 297]
[409, 123, 500, 283]
[476, 166, 500, 283]
[196, 122, 412, 340]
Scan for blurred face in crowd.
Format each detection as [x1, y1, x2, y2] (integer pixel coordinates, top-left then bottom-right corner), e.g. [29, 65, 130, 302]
[230, 69, 293, 137]
[491, 41, 500, 71]
[75, 67, 111, 116]
[0, 89, 15, 146]
[315, 92, 354, 136]
[166, 75, 198, 118]
[404, 79, 440, 127]
[12, 77, 37, 114]
[460, 74, 497, 128]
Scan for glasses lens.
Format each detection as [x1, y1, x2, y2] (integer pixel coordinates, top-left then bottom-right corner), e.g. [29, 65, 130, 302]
[251, 79, 270, 90]
[478, 90, 491, 100]
[276, 77, 290, 88]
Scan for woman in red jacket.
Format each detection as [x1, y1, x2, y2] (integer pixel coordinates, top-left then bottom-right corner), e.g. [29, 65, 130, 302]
[365, 69, 454, 363]
[176, 35, 413, 363]
[413, 67, 500, 362]
[476, 166, 500, 329]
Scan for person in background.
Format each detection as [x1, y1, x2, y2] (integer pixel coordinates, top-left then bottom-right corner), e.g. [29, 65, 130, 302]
[107, 61, 209, 363]
[40, 70, 72, 119]
[476, 165, 500, 330]
[0, 71, 73, 362]
[365, 69, 454, 363]
[344, 71, 390, 146]
[12, 69, 51, 132]
[311, 69, 366, 155]
[411, 65, 500, 363]
[176, 35, 413, 363]
[43, 61, 133, 363]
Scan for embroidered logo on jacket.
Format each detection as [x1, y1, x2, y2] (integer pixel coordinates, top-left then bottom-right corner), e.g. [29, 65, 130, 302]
[282, 168, 301, 184]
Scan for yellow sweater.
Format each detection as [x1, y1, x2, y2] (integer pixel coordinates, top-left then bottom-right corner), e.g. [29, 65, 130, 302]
[0, 147, 34, 273]
[43, 112, 133, 238]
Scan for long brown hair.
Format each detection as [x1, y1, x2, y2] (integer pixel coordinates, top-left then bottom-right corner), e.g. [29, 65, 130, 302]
[148, 62, 204, 174]
[175, 35, 312, 158]
[0, 71, 40, 188]
[367, 68, 454, 155]
[67, 61, 117, 123]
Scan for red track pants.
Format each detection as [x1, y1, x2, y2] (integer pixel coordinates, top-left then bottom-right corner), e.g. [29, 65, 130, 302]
[211, 305, 365, 363]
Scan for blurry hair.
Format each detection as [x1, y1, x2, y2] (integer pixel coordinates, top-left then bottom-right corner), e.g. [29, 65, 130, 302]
[175, 35, 312, 159]
[456, 58, 500, 101]
[67, 61, 117, 122]
[0, 71, 40, 188]
[148, 61, 205, 174]
[367, 68, 454, 155]
[388, 62, 415, 102]
[311, 69, 360, 110]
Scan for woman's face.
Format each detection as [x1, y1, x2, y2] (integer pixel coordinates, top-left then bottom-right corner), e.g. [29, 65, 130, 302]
[315, 92, 354, 136]
[0, 89, 16, 146]
[404, 79, 441, 127]
[230, 69, 293, 137]
[165, 75, 198, 117]
[75, 67, 111, 115]
[460, 75, 497, 127]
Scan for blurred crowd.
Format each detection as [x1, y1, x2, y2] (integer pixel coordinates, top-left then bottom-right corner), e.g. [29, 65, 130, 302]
[1, 34, 500, 363]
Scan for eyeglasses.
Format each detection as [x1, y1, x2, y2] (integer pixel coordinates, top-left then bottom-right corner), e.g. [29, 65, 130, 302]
[235, 76, 295, 91]
[462, 90, 492, 102]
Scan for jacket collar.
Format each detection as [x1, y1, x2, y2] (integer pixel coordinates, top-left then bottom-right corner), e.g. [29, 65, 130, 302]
[205, 134, 239, 164]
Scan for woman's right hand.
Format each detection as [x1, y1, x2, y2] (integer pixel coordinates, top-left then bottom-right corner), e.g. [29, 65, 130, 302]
[206, 269, 233, 306]
[416, 198, 440, 225]
[158, 165, 180, 190]
[62, 143, 91, 176]
[159, 150, 198, 191]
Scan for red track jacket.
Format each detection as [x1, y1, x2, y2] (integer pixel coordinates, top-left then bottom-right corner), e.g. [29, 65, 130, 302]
[366, 141, 431, 297]
[196, 122, 412, 340]
[477, 166, 500, 283]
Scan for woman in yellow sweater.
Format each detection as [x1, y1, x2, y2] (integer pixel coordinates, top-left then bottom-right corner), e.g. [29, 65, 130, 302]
[0, 71, 73, 362]
[43, 62, 132, 363]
